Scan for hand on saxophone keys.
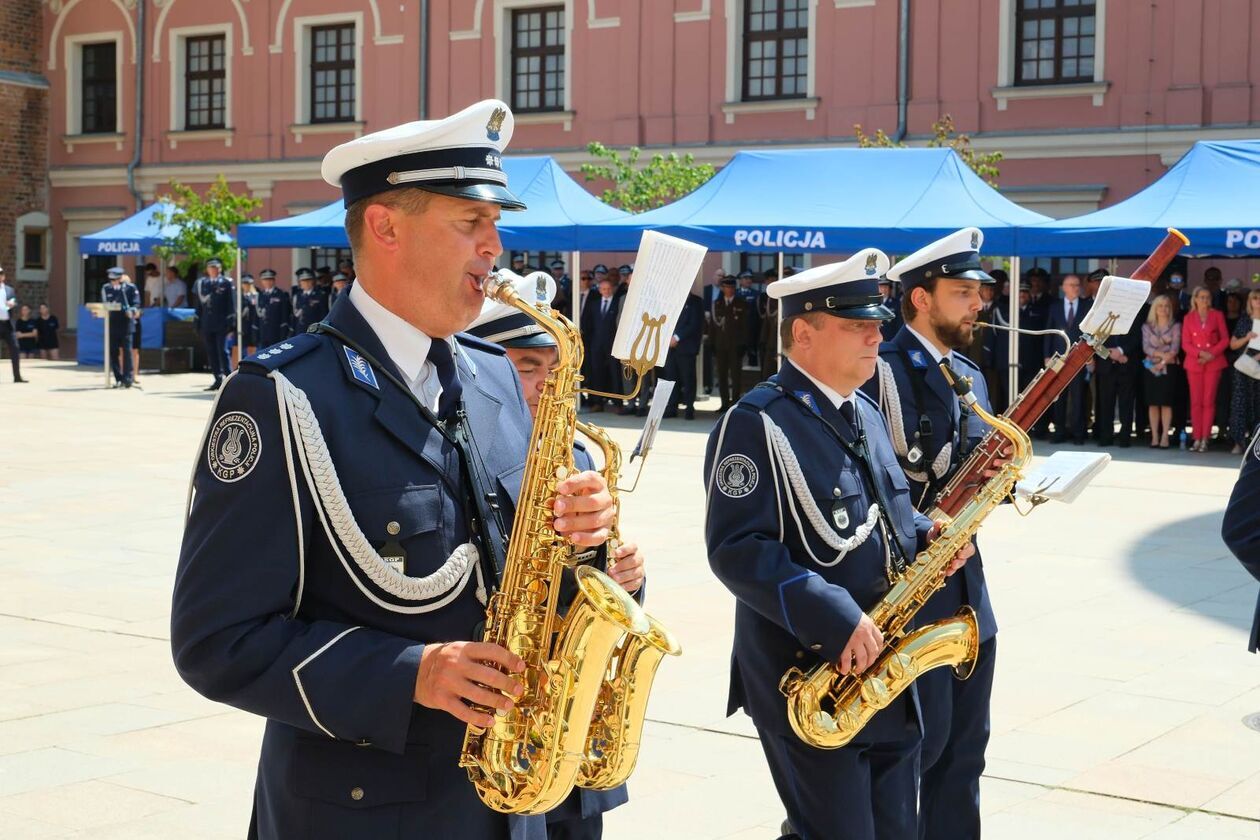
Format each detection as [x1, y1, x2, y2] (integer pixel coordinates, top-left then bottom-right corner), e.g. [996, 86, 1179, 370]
[607, 541, 645, 594]
[551, 470, 616, 546]
[414, 641, 526, 728]
[926, 521, 977, 577]
[839, 615, 885, 676]
[981, 443, 1015, 479]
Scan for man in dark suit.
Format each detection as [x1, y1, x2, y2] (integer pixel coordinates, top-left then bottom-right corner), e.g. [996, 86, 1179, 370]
[663, 291, 703, 419]
[1093, 277, 1145, 448]
[1044, 274, 1093, 444]
[580, 274, 621, 412]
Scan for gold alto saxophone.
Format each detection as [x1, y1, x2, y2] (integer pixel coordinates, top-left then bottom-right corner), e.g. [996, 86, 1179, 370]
[460, 274, 650, 813]
[778, 366, 1031, 748]
[573, 419, 682, 790]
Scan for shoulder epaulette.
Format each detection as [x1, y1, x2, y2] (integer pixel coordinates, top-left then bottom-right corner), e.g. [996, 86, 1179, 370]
[952, 352, 981, 373]
[454, 332, 506, 356]
[736, 382, 786, 412]
[240, 332, 322, 373]
[877, 341, 898, 355]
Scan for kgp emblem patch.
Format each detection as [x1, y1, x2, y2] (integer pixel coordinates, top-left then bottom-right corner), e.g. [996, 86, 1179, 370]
[207, 411, 262, 483]
[716, 454, 759, 498]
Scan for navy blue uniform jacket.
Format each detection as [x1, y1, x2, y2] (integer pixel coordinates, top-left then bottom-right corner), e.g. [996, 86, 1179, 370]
[704, 360, 932, 742]
[862, 327, 998, 642]
[1223, 425, 1260, 652]
[172, 297, 545, 840]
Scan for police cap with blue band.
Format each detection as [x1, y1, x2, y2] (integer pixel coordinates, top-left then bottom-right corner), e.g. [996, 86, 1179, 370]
[887, 227, 994, 290]
[321, 99, 526, 211]
[767, 248, 894, 321]
[465, 270, 559, 349]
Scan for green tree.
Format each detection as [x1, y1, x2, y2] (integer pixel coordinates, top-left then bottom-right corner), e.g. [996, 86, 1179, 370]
[854, 114, 1003, 186]
[580, 142, 716, 213]
[153, 175, 263, 272]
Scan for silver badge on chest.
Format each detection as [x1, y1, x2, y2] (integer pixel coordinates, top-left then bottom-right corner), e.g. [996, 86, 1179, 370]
[831, 487, 849, 530]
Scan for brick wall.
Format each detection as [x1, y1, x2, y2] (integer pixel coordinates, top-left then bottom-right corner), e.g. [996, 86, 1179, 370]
[0, 0, 49, 307]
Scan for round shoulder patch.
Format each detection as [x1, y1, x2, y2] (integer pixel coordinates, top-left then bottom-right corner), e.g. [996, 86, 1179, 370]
[207, 411, 263, 483]
[716, 453, 759, 499]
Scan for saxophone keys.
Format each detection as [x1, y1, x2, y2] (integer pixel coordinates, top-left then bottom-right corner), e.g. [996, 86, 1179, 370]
[860, 676, 892, 708]
[885, 652, 915, 680]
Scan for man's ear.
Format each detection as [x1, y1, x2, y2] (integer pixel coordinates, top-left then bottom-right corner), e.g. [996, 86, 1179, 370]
[362, 204, 400, 252]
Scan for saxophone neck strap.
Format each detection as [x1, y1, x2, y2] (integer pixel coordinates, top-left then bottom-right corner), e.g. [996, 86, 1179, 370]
[312, 322, 509, 589]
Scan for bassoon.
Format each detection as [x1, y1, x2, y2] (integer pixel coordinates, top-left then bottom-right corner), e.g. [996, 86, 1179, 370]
[928, 228, 1189, 520]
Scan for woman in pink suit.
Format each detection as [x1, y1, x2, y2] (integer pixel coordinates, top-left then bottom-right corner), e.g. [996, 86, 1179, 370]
[1182, 286, 1230, 452]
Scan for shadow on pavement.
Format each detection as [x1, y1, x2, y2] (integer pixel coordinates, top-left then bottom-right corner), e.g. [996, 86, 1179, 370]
[1124, 507, 1255, 636]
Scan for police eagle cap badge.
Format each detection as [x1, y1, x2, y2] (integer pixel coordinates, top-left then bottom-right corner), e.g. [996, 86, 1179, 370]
[865, 253, 879, 276]
[971, 230, 980, 249]
[486, 107, 507, 141]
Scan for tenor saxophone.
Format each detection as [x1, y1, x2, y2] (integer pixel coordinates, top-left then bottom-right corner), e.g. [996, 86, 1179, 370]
[573, 420, 682, 790]
[459, 274, 650, 813]
[778, 368, 1031, 749]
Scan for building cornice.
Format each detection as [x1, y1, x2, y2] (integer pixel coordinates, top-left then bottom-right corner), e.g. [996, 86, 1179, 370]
[47, 124, 1260, 191]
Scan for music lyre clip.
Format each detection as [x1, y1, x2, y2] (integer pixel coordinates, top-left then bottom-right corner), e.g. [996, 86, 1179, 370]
[578, 312, 666, 403]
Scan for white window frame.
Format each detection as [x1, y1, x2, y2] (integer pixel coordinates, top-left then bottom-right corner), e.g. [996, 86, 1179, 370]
[16, 212, 51, 283]
[64, 31, 124, 138]
[169, 23, 234, 134]
[494, 0, 574, 127]
[994, 0, 1108, 111]
[722, 0, 819, 123]
[293, 13, 364, 127]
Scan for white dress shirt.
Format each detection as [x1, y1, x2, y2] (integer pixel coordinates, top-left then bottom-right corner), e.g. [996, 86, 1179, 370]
[349, 281, 450, 413]
[0, 283, 12, 320]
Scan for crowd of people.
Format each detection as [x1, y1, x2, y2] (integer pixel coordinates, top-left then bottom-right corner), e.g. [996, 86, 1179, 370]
[688, 261, 1260, 455]
[0, 265, 56, 385]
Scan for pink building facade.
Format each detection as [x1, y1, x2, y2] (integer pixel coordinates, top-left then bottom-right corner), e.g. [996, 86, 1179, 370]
[40, 0, 1260, 330]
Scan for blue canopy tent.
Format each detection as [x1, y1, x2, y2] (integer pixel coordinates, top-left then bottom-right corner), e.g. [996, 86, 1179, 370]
[1015, 140, 1260, 257]
[78, 201, 232, 256]
[576, 147, 1050, 253]
[236, 156, 628, 251]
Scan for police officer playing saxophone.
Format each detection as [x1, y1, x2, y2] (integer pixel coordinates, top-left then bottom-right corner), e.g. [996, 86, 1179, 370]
[195, 257, 236, 390]
[255, 269, 292, 348]
[704, 251, 974, 840]
[861, 228, 999, 840]
[171, 99, 618, 840]
[466, 270, 646, 840]
[1224, 423, 1260, 653]
[102, 266, 140, 388]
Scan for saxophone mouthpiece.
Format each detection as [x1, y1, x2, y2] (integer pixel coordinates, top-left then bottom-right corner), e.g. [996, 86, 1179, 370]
[939, 363, 979, 408]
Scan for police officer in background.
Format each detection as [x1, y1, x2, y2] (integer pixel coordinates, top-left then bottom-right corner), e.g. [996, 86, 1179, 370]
[195, 257, 236, 390]
[706, 250, 973, 840]
[102, 266, 141, 388]
[292, 267, 327, 335]
[255, 269, 292, 349]
[172, 99, 617, 840]
[238, 274, 259, 359]
[709, 275, 747, 411]
[1224, 424, 1260, 653]
[331, 272, 352, 306]
[663, 287, 703, 420]
[466, 270, 646, 840]
[757, 267, 789, 379]
[878, 277, 903, 341]
[861, 228, 1000, 840]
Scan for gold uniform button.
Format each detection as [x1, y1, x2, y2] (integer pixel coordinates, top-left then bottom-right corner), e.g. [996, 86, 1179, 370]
[795, 650, 805, 660]
[350, 787, 365, 801]
[386, 521, 401, 536]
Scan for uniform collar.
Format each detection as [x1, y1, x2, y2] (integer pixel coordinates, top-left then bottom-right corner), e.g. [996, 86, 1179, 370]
[904, 323, 953, 366]
[348, 281, 435, 389]
[783, 358, 856, 413]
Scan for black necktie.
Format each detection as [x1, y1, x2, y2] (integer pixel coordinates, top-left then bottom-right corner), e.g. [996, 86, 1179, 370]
[1068, 301, 1075, 324]
[426, 339, 462, 421]
[839, 400, 857, 429]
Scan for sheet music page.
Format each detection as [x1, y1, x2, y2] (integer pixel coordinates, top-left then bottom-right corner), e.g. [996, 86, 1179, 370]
[1015, 451, 1111, 504]
[632, 379, 676, 460]
[611, 231, 708, 363]
[1079, 275, 1151, 337]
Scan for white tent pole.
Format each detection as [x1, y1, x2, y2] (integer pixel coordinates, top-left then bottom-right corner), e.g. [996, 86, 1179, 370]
[776, 251, 784, 361]
[1008, 255, 1021, 403]
[235, 246, 242, 369]
[570, 250, 580, 325]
